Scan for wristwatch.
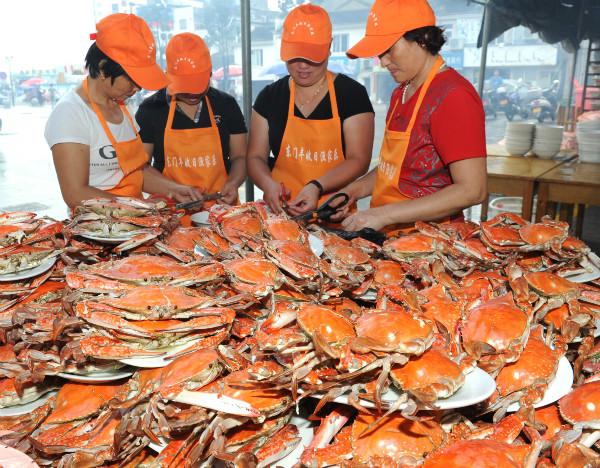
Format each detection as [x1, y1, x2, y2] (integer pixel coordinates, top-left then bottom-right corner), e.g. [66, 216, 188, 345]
[307, 179, 324, 197]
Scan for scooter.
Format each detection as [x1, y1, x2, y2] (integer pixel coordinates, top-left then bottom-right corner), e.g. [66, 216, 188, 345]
[482, 89, 497, 120]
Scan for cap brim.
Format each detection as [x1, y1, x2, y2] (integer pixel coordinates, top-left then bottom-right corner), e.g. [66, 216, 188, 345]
[280, 41, 329, 63]
[166, 71, 210, 95]
[346, 33, 403, 59]
[124, 63, 169, 91]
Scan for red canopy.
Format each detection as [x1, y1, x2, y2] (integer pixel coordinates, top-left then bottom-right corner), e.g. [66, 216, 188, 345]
[20, 77, 45, 87]
[213, 65, 243, 80]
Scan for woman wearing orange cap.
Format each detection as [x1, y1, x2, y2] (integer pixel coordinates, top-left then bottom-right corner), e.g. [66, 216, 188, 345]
[45, 13, 203, 209]
[247, 3, 374, 215]
[334, 0, 487, 234]
[136, 33, 247, 207]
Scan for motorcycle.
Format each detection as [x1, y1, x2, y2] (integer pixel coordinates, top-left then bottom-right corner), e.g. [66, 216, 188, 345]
[528, 82, 559, 123]
[482, 89, 497, 120]
[494, 86, 528, 121]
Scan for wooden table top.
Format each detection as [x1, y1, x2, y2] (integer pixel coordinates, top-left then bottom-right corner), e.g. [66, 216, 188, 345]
[486, 155, 573, 180]
[537, 159, 600, 186]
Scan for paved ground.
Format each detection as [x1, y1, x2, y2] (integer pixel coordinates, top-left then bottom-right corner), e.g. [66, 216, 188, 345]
[0, 102, 597, 251]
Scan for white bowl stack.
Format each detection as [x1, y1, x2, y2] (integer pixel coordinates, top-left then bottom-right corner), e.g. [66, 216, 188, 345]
[505, 122, 535, 156]
[576, 119, 600, 163]
[532, 125, 564, 159]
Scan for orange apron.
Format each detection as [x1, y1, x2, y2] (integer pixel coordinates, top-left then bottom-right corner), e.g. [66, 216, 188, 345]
[162, 96, 229, 206]
[272, 72, 345, 206]
[83, 79, 147, 198]
[370, 56, 445, 235]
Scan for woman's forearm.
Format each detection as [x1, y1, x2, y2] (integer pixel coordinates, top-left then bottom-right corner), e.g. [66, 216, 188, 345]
[379, 181, 486, 224]
[226, 157, 247, 188]
[315, 158, 369, 194]
[63, 186, 115, 209]
[142, 165, 181, 195]
[345, 168, 377, 200]
[247, 155, 275, 191]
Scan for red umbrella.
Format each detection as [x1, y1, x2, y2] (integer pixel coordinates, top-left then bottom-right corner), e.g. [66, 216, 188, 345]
[213, 65, 243, 80]
[20, 77, 45, 87]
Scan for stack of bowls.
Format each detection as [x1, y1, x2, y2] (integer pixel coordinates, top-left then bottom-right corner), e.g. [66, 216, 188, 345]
[532, 125, 564, 159]
[576, 119, 600, 163]
[505, 122, 534, 156]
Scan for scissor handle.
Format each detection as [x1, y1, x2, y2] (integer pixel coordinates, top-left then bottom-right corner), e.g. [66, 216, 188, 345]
[317, 192, 350, 221]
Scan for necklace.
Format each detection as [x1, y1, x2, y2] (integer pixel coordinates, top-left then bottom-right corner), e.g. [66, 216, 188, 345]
[401, 61, 447, 105]
[296, 77, 326, 111]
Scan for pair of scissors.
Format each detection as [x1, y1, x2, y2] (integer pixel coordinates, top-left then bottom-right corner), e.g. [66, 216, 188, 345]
[292, 192, 350, 224]
[175, 192, 222, 211]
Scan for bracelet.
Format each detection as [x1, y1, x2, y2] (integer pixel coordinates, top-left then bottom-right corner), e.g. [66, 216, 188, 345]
[307, 179, 324, 196]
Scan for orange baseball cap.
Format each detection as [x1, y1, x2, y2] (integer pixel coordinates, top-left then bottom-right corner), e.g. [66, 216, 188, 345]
[347, 0, 436, 59]
[93, 13, 168, 90]
[166, 33, 212, 95]
[280, 4, 332, 63]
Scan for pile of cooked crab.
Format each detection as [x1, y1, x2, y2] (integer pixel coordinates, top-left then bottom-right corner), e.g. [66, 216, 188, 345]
[0, 200, 598, 467]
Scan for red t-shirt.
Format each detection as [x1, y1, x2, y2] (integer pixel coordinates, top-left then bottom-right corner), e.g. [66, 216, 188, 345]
[385, 68, 486, 198]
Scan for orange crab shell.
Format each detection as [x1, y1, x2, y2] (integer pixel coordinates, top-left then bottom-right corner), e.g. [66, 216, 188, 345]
[296, 303, 356, 345]
[524, 271, 579, 297]
[390, 348, 466, 401]
[494, 329, 563, 399]
[461, 293, 529, 358]
[423, 439, 533, 468]
[262, 217, 307, 243]
[354, 309, 435, 354]
[44, 382, 123, 425]
[558, 380, 600, 425]
[352, 413, 446, 464]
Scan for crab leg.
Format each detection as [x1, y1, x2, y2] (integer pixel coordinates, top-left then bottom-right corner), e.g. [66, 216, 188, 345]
[171, 390, 260, 417]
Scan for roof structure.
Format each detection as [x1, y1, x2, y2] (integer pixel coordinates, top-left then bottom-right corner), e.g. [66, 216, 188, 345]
[477, 0, 600, 51]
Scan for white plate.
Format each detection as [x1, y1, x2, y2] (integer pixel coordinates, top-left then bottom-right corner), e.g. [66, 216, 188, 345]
[0, 390, 57, 417]
[563, 253, 600, 283]
[308, 234, 324, 257]
[0, 257, 56, 282]
[148, 436, 168, 454]
[78, 232, 136, 243]
[57, 369, 133, 383]
[190, 211, 210, 226]
[507, 356, 573, 412]
[0, 443, 40, 467]
[118, 341, 201, 368]
[304, 367, 496, 411]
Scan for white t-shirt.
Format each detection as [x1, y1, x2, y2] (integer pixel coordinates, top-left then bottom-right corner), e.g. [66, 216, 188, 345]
[44, 89, 140, 190]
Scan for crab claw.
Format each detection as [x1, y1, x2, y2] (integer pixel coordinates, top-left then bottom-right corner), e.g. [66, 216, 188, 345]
[171, 390, 261, 417]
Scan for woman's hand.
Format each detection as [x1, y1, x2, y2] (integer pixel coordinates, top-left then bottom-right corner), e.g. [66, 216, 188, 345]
[263, 179, 291, 214]
[286, 183, 320, 216]
[341, 207, 387, 232]
[167, 184, 205, 203]
[219, 180, 240, 205]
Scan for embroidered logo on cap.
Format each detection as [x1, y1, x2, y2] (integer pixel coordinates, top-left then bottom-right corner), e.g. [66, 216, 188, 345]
[369, 11, 380, 27]
[290, 21, 315, 36]
[173, 57, 197, 70]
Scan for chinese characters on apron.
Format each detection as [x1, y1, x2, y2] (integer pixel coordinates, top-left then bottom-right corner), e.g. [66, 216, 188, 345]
[162, 96, 229, 208]
[272, 72, 345, 206]
[83, 79, 147, 198]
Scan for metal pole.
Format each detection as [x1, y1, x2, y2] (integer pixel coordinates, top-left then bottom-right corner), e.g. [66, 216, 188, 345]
[565, 0, 586, 126]
[477, 1, 492, 97]
[240, 0, 254, 202]
[566, 48, 579, 127]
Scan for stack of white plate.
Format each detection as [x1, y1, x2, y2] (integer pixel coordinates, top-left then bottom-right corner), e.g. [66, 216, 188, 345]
[532, 125, 563, 159]
[505, 122, 534, 156]
[576, 119, 600, 163]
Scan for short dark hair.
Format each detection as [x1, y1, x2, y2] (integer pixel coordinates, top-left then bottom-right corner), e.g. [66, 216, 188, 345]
[84, 43, 127, 84]
[403, 26, 446, 55]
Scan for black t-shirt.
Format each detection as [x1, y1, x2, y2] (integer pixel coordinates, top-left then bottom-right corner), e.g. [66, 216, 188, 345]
[253, 74, 374, 167]
[136, 87, 247, 172]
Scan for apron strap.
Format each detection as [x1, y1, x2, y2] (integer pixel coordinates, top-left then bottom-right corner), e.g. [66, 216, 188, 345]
[405, 56, 444, 134]
[82, 78, 137, 148]
[288, 72, 339, 120]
